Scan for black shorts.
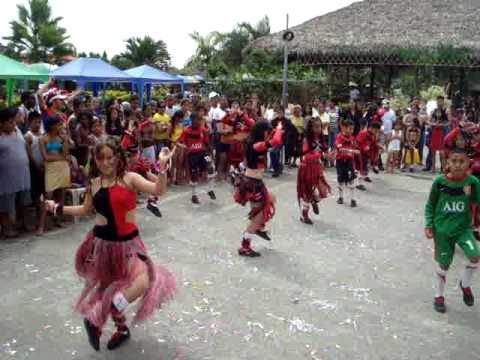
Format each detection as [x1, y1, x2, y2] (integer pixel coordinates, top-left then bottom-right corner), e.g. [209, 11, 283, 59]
[216, 142, 231, 154]
[30, 164, 45, 203]
[188, 152, 211, 181]
[336, 159, 356, 184]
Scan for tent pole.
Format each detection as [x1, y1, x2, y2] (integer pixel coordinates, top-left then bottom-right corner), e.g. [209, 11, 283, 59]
[6, 79, 15, 107]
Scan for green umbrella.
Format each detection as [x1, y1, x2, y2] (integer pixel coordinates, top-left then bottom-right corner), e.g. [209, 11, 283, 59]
[0, 54, 49, 106]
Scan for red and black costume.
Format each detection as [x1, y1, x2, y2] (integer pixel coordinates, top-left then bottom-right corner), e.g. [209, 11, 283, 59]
[75, 181, 176, 349]
[356, 128, 380, 177]
[335, 133, 357, 184]
[234, 141, 275, 225]
[178, 126, 211, 182]
[232, 124, 283, 256]
[178, 125, 216, 203]
[222, 112, 255, 168]
[297, 136, 331, 209]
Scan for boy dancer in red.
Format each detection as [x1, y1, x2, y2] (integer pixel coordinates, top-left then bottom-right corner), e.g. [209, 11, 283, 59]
[177, 112, 216, 204]
[356, 122, 381, 191]
[335, 119, 359, 207]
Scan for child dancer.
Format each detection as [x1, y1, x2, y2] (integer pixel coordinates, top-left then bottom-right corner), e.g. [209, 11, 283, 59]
[232, 121, 283, 257]
[425, 147, 480, 313]
[222, 102, 255, 170]
[403, 119, 422, 172]
[297, 117, 331, 224]
[386, 121, 403, 173]
[356, 122, 381, 191]
[177, 112, 216, 204]
[335, 119, 359, 207]
[45, 138, 176, 350]
[126, 144, 163, 217]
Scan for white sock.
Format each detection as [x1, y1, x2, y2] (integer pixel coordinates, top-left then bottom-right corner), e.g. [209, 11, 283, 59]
[338, 184, 344, 198]
[434, 264, 448, 298]
[113, 292, 129, 312]
[300, 201, 309, 217]
[190, 182, 197, 196]
[347, 185, 355, 202]
[207, 174, 216, 192]
[461, 262, 478, 288]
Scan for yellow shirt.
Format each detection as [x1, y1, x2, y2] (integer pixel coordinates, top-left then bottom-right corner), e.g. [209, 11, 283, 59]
[153, 113, 171, 140]
[291, 116, 304, 134]
[171, 124, 183, 143]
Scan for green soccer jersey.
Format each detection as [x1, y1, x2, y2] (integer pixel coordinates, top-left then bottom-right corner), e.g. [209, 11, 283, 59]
[425, 175, 480, 235]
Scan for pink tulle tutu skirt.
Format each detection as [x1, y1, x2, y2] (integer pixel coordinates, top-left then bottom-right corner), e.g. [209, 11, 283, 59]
[74, 232, 176, 330]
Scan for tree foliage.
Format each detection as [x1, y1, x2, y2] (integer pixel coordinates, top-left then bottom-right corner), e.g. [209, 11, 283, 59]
[111, 36, 171, 70]
[3, 0, 74, 62]
[185, 16, 272, 78]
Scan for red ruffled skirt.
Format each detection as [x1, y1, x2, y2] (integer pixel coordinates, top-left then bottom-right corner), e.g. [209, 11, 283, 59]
[74, 232, 176, 330]
[233, 176, 274, 225]
[297, 161, 331, 203]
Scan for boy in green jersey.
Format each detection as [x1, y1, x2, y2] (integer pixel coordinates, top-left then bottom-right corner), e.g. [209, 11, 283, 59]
[425, 148, 480, 313]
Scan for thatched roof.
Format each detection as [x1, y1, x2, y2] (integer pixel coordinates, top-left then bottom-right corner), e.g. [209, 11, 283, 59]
[250, 0, 480, 67]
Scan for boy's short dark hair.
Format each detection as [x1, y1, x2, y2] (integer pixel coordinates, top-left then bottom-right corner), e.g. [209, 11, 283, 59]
[28, 111, 41, 122]
[21, 91, 32, 103]
[437, 95, 445, 101]
[369, 122, 381, 129]
[341, 119, 354, 128]
[448, 147, 468, 156]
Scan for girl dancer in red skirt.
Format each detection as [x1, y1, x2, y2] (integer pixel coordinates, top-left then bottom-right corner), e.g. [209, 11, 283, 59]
[297, 117, 331, 224]
[45, 137, 176, 351]
[232, 121, 283, 257]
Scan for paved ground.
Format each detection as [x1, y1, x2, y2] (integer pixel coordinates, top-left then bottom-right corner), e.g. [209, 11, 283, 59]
[1, 169, 480, 360]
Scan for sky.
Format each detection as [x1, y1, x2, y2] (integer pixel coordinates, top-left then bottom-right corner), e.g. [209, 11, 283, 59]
[0, 0, 358, 68]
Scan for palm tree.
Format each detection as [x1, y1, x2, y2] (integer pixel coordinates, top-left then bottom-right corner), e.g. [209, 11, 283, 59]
[186, 31, 226, 72]
[120, 36, 171, 70]
[3, 0, 74, 62]
[239, 16, 271, 40]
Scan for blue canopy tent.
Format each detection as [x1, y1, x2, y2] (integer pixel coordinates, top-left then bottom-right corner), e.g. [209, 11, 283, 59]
[178, 75, 204, 84]
[125, 65, 184, 107]
[178, 75, 206, 96]
[50, 58, 133, 95]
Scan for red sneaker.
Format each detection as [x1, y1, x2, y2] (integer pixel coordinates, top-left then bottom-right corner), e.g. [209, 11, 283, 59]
[107, 327, 130, 350]
[238, 247, 261, 257]
[433, 296, 446, 313]
[460, 282, 474, 307]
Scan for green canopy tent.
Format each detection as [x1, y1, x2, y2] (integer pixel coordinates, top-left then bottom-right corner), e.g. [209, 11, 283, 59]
[0, 54, 49, 106]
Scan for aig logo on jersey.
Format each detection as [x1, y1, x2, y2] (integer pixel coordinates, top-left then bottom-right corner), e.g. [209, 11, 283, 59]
[443, 201, 466, 213]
